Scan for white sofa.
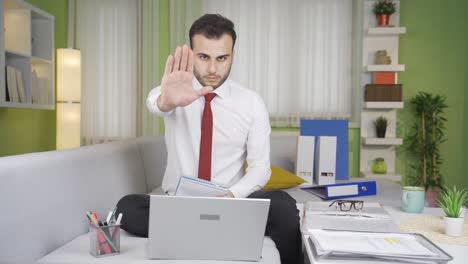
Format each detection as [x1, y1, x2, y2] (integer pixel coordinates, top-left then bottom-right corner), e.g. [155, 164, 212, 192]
[0, 135, 301, 263]
[0, 135, 402, 263]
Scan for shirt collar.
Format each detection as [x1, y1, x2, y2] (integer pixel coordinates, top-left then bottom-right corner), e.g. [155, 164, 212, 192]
[193, 78, 231, 99]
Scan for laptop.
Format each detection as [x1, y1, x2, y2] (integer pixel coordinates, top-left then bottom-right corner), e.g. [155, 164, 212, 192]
[147, 195, 270, 261]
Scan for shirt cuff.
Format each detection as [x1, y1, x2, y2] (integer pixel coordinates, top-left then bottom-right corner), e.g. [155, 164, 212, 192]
[146, 86, 174, 116]
[229, 182, 260, 198]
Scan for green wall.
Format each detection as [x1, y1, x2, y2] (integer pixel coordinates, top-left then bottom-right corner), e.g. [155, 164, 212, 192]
[397, 0, 468, 189]
[0, 0, 68, 156]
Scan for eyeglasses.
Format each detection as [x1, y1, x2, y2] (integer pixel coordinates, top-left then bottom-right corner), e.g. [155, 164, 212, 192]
[329, 200, 364, 212]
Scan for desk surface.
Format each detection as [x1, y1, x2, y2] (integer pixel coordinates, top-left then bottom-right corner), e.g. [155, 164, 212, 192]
[303, 205, 468, 264]
[38, 233, 281, 264]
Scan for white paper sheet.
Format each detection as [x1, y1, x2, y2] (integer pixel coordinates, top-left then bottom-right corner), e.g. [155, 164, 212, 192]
[175, 176, 228, 197]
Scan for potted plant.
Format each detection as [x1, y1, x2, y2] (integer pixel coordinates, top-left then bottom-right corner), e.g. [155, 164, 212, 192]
[373, 116, 388, 138]
[404, 92, 448, 207]
[438, 186, 467, 236]
[372, 0, 396, 27]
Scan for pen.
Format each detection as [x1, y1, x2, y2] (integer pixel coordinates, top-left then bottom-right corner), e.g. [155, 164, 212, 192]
[86, 211, 93, 223]
[115, 213, 123, 225]
[106, 210, 113, 224]
[108, 207, 117, 224]
[111, 213, 123, 240]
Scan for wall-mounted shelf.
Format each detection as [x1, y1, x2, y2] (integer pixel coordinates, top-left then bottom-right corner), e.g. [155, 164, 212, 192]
[0, 101, 54, 110]
[367, 65, 405, 72]
[0, 0, 55, 110]
[360, 171, 402, 182]
[364, 102, 404, 109]
[6, 48, 30, 58]
[32, 56, 52, 64]
[360, 0, 404, 181]
[367, 27, 406, 35]
[362, 137, 403, 146]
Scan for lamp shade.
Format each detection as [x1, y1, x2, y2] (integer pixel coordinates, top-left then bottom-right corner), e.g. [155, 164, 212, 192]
[57, 103, 81, 149]
[57, 48, 81, 102]
[57, 48, 81, 150]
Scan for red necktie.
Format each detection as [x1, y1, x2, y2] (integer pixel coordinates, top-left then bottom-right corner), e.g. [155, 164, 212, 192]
[198, 93, 216, 181]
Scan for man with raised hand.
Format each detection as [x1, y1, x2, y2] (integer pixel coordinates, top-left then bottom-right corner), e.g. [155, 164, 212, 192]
[117, 14, 302, 264]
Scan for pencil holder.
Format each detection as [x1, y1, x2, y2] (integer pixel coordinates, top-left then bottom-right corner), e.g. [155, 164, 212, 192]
[89, 223, 120, 257]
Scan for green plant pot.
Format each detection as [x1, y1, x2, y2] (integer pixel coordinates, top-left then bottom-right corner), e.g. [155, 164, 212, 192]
[376, 127, 386, 138]
[372, 158, 387, 174]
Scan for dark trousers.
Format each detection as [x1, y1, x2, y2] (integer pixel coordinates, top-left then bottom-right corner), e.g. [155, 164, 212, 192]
[116, 190, 303, 264]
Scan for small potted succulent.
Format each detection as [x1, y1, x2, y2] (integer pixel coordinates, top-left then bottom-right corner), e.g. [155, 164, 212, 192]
[438, 186, 467, 237]
[373, 0, 396, 27]
[373, 116, 388, 138]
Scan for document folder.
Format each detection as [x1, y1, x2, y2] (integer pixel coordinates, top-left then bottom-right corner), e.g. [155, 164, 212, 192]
[301, 181, 376, 200]
[296, 135, 315, 185]
[314, 136, 337, 186]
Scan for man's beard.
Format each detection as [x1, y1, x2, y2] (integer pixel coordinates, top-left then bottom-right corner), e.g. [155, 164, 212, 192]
[194, 64, 232, 90]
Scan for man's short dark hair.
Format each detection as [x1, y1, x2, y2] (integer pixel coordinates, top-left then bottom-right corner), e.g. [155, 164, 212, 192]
[189, 14, 237, 50]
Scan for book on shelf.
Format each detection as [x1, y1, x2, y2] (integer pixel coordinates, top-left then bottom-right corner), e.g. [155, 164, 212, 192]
[6, 66, 19, 102]
[5, 67, 10, 102]
[16, 69, 25, 103]
[365, 84, 402, 102]
[41, 78, 49, 104]
[373, 72, 396, 84]
[38, 77, 46, 105]
[31, 70, 50, 105]
[32, 70, 38, 104]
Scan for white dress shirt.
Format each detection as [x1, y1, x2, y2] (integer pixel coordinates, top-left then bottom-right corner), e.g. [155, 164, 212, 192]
[146, 78, 271, 198]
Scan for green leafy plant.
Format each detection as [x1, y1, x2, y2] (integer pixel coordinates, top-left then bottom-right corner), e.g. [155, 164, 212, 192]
[437, 186, 467, 218]
[373, 116, 388, 129]
[404, 92, 448, 189]
[373, 0, 396, 15]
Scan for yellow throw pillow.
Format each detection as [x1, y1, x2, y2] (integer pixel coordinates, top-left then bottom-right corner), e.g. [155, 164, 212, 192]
[263, 165, 306, 190]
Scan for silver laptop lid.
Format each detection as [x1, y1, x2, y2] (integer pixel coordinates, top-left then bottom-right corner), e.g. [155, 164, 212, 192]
[148, 195, 270, 261]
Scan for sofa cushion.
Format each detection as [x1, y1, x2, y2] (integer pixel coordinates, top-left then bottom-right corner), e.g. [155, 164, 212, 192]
[263, 165, 305, 190]
[135, 136, 167, 192]
[269, 135, 297, 173]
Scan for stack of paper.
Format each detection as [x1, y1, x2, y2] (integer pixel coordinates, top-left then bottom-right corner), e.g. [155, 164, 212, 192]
[303, 201, 399, 233]
[305, 229, 452, 264]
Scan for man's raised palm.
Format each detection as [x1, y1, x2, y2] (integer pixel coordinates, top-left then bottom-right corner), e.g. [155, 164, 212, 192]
[158, 45, 213, 112]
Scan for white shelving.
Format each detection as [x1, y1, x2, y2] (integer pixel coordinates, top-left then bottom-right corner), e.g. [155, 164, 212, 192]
[364, 102, 404, 109]
[359, 0, 405, 180]
[0, 0, 55, 110]
[362, 137, 403, 146]
[6, 48, 30, 58]
[367, 64, 405, 72]
[367, 27, 406, 35]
